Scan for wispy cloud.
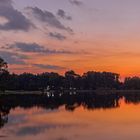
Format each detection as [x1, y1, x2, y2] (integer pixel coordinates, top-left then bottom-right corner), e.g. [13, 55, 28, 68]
[6, 42, 75, 54]
[48, 32, 66, 41]
[26, 7, 73, 33]
[0, 0, 34, 31]
[33, 64, 66, 70]
[69, 0, 83, 6]
[0, 51, 27, 64]
[57, 9, 72, 20]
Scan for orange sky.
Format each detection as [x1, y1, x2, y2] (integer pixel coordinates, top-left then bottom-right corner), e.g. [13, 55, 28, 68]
[1, 0, 140, 78]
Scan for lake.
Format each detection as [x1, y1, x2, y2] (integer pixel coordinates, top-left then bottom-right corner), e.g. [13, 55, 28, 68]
[0, 92, 140, 140]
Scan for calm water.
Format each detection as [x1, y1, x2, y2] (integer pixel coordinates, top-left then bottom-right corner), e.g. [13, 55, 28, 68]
[1, 93, 140, 140]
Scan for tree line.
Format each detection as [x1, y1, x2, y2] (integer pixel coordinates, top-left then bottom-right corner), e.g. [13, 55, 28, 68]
[0, 57, 140, 91]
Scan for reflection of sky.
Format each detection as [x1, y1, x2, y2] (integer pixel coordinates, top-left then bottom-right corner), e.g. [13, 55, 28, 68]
[2, 102, 140, 140]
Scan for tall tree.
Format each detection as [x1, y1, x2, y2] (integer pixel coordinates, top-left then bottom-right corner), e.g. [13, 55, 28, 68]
[0, 57, 8, 92]
[0, 57, 7, 73]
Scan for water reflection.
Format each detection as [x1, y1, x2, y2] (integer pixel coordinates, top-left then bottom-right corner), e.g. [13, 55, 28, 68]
[0, 106, 9, 129]
[1, 91, 140, 130]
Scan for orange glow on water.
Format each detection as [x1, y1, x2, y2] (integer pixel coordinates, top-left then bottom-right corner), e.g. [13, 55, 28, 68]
[2, 99, 140, 140]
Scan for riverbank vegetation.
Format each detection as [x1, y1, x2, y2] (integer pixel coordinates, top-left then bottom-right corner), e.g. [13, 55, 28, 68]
[0, 57, 140, 91]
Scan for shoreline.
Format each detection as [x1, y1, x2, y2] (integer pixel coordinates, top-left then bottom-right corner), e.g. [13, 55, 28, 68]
[1, 90, 140, 95]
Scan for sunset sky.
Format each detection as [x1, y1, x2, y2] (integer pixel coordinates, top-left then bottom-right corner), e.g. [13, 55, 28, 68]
[0, 0, 140, 77]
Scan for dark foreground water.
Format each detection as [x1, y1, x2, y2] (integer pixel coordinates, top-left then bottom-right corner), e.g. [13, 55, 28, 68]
[1, 92, 140, 140]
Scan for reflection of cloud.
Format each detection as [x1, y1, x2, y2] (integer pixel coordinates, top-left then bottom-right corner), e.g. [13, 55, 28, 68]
[49, 32, 66, 41]
[0, 136, 7, 138]
[0, 51, 27, 64]
[16, 125, 46, 136]
[55, 137, 68, 140]
[0, 0, 34, 31]
[26, 7, 73, 33]
[15, 123, 78, 136]
[33, 64, 66, 70]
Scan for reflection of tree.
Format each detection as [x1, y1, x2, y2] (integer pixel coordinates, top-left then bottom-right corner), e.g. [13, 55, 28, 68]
[124, 94, 140, 104]
[82, 94, 120, 110]
[0, 93, 122, 129]
[1, 92, 140, 129]
[0, 106, 9, 128]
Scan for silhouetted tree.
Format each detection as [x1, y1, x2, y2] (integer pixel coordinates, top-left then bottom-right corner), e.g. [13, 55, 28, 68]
[124, 77, 140, 89]
[64, 70, 80, 89]
[0, 57, 7, 72]
[82, 71, 120, 90]
[0, 57, 9, 92]
[0, 57, 122, 91]
[2, 70, 122, 91]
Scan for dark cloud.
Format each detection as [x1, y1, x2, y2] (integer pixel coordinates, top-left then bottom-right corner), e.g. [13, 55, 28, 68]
[33, 64, 66, 70]
[0, 51, 27, 64]
[0, 0, 12, 6]
[26, 7, 73, 33]
[57, 9, 72, 20]
[7, 42, 75, 54]
[0, 0, 34, 31]
[69, 0, 83, 6]
[49, 32, 66, 41]
[9, 42, 46, 53]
